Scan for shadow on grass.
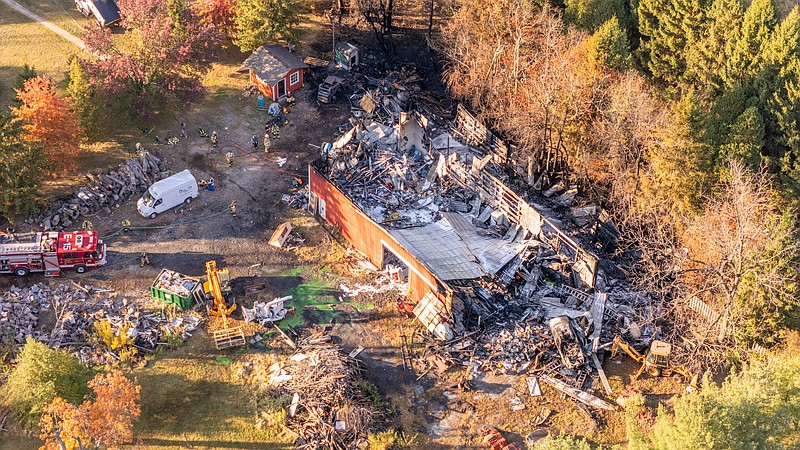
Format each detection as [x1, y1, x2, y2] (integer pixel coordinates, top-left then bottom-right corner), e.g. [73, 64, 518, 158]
[134, 355, 292, 448]
[137, 437, 294, 449]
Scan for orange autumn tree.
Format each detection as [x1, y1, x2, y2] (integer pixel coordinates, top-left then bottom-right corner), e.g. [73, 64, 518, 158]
[12, 76, 82, 172]
[39, 371, 141, 450]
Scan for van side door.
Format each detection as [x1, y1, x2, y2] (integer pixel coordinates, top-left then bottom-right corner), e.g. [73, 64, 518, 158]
[153, 198, 164, 212]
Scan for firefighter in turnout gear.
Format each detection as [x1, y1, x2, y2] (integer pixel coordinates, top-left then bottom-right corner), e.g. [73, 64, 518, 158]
[229, 201, 237, 217]
[139, 252, 150, 267]
[210, 131, 218, 148]
[271, 124, 280, 140]
[226, 150, 234, 167]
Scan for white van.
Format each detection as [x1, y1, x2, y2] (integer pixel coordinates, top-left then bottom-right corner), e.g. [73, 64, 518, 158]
[137, 169, 199, 218]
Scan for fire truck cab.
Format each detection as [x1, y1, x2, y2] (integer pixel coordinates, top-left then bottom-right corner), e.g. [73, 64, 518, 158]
[0, 230, 107, 277]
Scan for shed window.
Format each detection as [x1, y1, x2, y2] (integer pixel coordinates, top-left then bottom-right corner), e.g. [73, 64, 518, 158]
[290, 72, 299, 85]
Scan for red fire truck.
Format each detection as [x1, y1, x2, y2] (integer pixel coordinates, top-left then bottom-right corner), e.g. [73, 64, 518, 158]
[0, 230, 107, 276]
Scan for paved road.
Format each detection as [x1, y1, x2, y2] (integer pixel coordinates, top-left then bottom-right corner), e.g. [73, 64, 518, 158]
[0, 0, 86, 50]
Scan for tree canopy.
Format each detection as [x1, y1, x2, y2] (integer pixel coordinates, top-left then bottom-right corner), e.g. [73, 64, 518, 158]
[11, 76, 82, 172]
[233, 0, 301, 52]
[648, 356, 800, 449]
[0, 112, 50, 218]
[39, 371, 141, 450]
[81, 0, 222, 120]
[3, 339, 91, 426]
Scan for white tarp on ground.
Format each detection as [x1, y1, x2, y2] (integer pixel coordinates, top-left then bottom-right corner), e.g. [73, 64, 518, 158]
[441, 212, 528, 275]
[359, 122, 397, 145]
[431, 132, 469, 153]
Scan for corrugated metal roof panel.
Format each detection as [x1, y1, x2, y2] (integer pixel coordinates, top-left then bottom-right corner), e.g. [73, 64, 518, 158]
[441, 212, 527, 275]
[389, 221, 484, 281]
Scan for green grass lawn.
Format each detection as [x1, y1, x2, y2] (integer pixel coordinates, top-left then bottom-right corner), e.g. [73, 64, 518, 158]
[0, 3, 84, 108]
[132, 335, 295, 449]
[11, 0, 93, 36]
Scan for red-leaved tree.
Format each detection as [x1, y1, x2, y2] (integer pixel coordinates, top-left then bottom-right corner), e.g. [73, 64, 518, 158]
[194, 0, 238, 37]
[82, 0, 222, 120]
[11, 76, 82, 172]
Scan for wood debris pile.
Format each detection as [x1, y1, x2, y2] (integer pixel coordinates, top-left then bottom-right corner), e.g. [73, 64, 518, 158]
[26, 151, 170, 230]
[2, 283, 202, 366]
[266, 333, 381, 450]
[0, 284, 50, 345]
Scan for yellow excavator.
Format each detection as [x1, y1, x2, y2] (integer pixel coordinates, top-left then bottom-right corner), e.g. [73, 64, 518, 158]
[203, 260, 245, 350]
[611, 336, 698, 388]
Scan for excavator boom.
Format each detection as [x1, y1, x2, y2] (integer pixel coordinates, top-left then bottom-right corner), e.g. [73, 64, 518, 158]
[611, 336, 645, 363]
[205, 260, 236, 318]
[204, 260, 245, 350]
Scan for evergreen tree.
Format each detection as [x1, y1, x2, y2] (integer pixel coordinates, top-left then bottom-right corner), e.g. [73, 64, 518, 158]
[589, 16, 632, 70]
[66, 58, 106, 141]
[685, 0, 744, 94]
[720, 106, 765, 169]
[763, 6, 800, 68]
[233, 0, 301, 52]
[641, 92, 711, 222]
[650, 356, 800, 449]
[725, 0, 779, 87]
[754, 8, 800, 190]
[564, 0, 629, 32]
[704, 85, 750, 150]
[0, 115, 51, 218]
[3, 339, 91, 426]
[11, 64, 37, 106]
[771, 57, 800, 193]
[637, 0, 706, 87]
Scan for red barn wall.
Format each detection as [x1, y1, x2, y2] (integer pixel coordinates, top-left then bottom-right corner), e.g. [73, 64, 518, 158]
[308, 165, 449, 306]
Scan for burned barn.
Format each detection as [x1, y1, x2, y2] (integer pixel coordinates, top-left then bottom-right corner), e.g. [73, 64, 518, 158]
[306, 72, 664, 406]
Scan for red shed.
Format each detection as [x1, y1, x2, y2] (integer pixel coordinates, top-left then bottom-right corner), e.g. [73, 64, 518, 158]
[241, 45, 309, 101]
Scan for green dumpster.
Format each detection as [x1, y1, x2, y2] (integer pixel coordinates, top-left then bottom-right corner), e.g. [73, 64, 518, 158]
[150, 268, 203, 309]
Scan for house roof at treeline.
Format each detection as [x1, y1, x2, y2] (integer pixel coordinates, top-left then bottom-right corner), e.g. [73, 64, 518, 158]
[242, 45, 309, 86]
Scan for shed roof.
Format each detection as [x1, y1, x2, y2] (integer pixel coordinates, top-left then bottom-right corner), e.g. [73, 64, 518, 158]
[242, 45, 308, 86]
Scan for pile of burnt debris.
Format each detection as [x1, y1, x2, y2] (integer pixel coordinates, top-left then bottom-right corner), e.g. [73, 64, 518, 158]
[1, 282, 202, 366]
[239, 331, 388, 450]
[312, 65, 672, 412]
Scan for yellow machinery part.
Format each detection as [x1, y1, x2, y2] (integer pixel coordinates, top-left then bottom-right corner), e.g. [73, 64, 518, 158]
[205, 260, 236, 318]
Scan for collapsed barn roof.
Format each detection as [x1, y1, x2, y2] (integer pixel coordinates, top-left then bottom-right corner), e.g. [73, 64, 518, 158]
[303, 65, 686, 412]
[309, 84, 603, 339]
